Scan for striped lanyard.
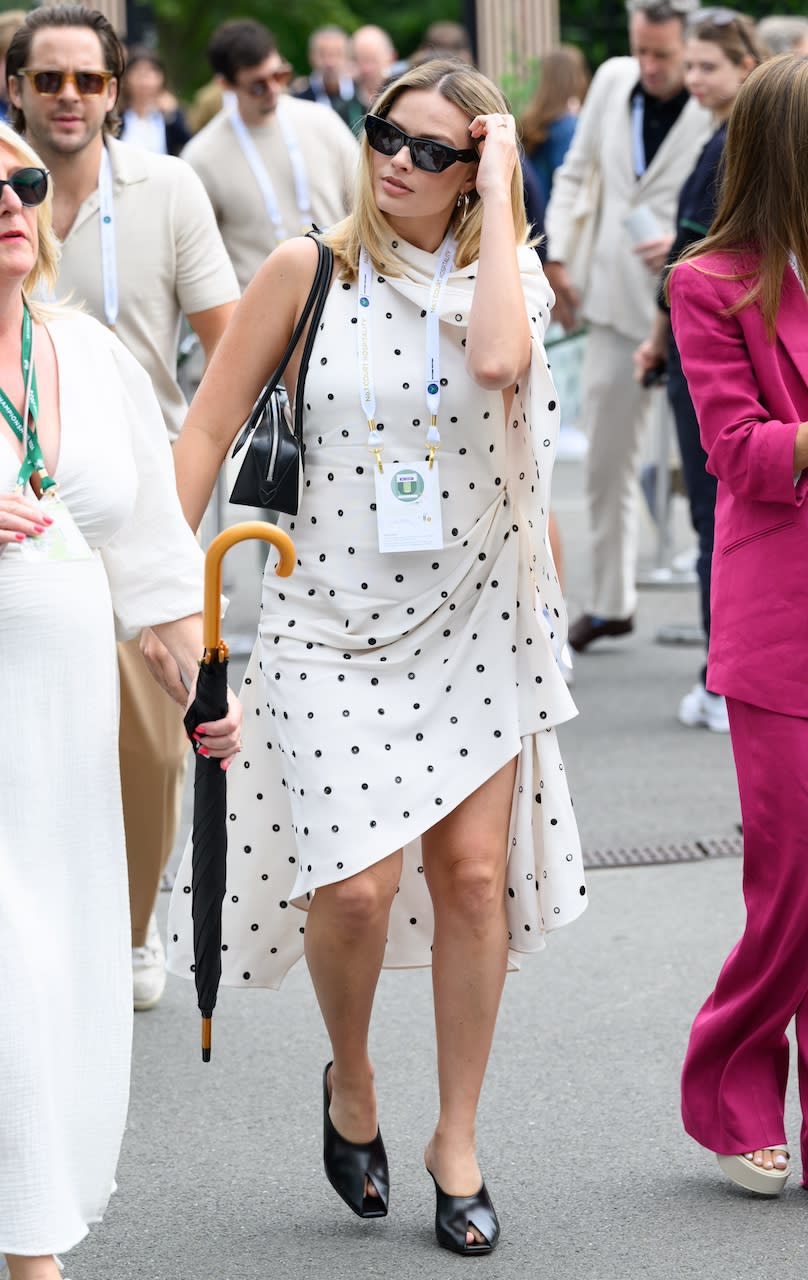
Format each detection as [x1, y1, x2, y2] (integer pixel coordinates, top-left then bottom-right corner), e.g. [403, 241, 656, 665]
[357, 234, 457, 472]
[0, 305, 55, 494]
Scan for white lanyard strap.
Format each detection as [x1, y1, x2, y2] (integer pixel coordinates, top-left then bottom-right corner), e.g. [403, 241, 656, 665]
[98, 147, 119, 329]
[425, 236, 457, 448]
[357, 236, 457, 471]
[279, 103, 312, 229]
[357, 246, 380, 464]
[229, 101, 311, 241]
[631, 92, 646, 180]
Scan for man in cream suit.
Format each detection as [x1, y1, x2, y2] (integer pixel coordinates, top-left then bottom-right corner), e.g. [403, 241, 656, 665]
[545, 0, 711, 650]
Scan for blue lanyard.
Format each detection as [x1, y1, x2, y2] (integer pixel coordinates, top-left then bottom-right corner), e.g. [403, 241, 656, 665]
[631, 93, 646, 179]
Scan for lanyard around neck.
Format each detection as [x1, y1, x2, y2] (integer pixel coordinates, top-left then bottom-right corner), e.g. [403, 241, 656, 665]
[631, 92, 646, 179]
[229, 100, 312, 241]
[98, 147, 119, 328]
[0, 305, 54, 494]
[357, 235, 457, 471]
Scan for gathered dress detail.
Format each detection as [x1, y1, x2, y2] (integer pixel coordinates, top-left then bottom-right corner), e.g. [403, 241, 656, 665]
[168, 240, 586, 989]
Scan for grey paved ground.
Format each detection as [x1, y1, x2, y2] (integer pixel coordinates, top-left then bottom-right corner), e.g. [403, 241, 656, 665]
[70, 459, 808, 1280]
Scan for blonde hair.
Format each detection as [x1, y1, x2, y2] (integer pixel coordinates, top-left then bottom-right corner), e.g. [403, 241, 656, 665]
[323, 59, 528, 281]
[0, 124, 60, 313]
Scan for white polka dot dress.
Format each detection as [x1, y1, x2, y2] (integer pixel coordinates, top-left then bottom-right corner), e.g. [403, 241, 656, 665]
[167, 240, 586, 989]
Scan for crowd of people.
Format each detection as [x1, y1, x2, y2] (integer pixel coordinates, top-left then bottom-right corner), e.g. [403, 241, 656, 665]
[2, 2, 808, 1275]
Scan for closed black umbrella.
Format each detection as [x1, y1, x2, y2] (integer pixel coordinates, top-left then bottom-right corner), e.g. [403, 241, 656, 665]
[185, 521, 296, 1060]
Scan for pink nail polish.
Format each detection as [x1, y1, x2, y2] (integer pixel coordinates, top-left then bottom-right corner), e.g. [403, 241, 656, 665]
[33, 524, 45, 534]
[198, 746, 210, 758]
[15, 532, 25, 541]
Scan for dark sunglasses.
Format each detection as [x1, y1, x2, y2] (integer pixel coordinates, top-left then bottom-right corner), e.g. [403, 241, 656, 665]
[0, 167, 49, 207]
[241, 64, 292, 97]
[19, 68, 114, 96]
[364, 114, 477, 174]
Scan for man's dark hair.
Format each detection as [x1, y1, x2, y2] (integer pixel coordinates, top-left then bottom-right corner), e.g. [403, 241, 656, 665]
[207, 19, 276, 83]
[625, 0, 697, 21]
[6, 5, 125, 135]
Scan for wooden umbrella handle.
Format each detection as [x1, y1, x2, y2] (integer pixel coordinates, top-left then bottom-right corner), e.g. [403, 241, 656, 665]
[203, 522, 296, 652]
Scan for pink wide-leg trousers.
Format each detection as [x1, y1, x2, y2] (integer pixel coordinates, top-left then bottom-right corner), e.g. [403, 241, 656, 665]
[681, 696, 808, 1182]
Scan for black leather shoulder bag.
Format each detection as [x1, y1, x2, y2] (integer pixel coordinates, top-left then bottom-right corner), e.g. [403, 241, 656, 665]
[229, 233, 334, 514]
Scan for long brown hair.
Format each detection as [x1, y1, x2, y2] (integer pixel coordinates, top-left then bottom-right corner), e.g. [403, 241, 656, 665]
[519, 46, 590, 152]
[673, 54, 808, 340]
[324, 59, 528, 281]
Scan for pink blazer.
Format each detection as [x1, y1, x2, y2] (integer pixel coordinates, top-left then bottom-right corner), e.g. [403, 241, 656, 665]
[669, 252, 808, 716]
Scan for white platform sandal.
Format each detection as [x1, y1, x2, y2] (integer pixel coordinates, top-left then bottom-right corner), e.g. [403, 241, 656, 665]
[716, 1148, 790, 1195]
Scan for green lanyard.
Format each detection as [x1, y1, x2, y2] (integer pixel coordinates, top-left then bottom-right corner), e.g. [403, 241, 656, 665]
[0, 304, 54, 494]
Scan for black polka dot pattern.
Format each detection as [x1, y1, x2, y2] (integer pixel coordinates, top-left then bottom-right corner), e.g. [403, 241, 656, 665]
[166, 245, 586, 990]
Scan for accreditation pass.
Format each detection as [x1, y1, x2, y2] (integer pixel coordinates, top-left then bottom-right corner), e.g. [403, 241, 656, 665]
[373, 457, 444, 553]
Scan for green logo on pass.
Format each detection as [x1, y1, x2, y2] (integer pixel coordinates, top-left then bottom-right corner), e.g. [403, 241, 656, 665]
[392, 468, 424, 501]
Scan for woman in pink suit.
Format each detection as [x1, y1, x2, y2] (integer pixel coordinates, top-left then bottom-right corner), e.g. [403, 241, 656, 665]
[669, 52, 808, 1197]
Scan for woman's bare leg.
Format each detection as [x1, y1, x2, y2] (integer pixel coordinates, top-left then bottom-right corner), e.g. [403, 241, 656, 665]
[421, 758, 516, 1243]
[304, 851, 402, 1178]
[6, 1257, 62, 1280]
[548, 511, 565, 590]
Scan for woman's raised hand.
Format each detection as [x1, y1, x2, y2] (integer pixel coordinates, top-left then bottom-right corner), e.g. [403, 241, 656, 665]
[468, 113, 518, 201]
[0, 491, 50, 544]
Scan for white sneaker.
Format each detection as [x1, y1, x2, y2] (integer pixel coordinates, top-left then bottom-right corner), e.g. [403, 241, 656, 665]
[132, 914, 166, 1011]
[678, 683, 730, 733]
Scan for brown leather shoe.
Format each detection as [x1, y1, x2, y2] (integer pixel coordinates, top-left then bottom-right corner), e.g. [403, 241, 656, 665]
[568, 613, 635, 652]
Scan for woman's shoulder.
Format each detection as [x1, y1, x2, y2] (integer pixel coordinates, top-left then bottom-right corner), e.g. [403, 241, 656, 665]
[671, 250, 755, 295]
[548, 113, 578, 144]
[253, 234, 322, 295]
[46, 310, 153, 391]
[45, 307, 117, 349]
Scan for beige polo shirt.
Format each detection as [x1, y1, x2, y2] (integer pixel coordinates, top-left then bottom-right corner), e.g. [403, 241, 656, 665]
[182, 95, 358, 290]
[51, 135, 240, 441]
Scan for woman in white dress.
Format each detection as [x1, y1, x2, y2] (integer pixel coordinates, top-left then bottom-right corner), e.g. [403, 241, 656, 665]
[0, 124, 242, 1280]
[168, 60, 586, 1255]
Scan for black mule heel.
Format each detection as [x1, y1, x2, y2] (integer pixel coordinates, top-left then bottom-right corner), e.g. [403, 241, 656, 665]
[427, 1170, 500, 1256]
[322, 1062, 389, 1218]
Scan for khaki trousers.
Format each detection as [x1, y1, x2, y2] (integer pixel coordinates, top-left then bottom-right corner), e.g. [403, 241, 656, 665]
[118, 637, 188, 947]
[581, 323, 654, 619]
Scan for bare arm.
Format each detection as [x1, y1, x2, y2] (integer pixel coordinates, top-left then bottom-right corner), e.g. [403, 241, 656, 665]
[173, 236, 320, 531]
[634, 309, 671, 382]
[186, 299, 238, 366]
[464, 113, 531, 391]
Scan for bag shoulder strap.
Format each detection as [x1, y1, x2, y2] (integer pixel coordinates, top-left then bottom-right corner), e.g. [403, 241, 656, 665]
[292, 235, 334, 440]
[250, 231, 334, 426]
